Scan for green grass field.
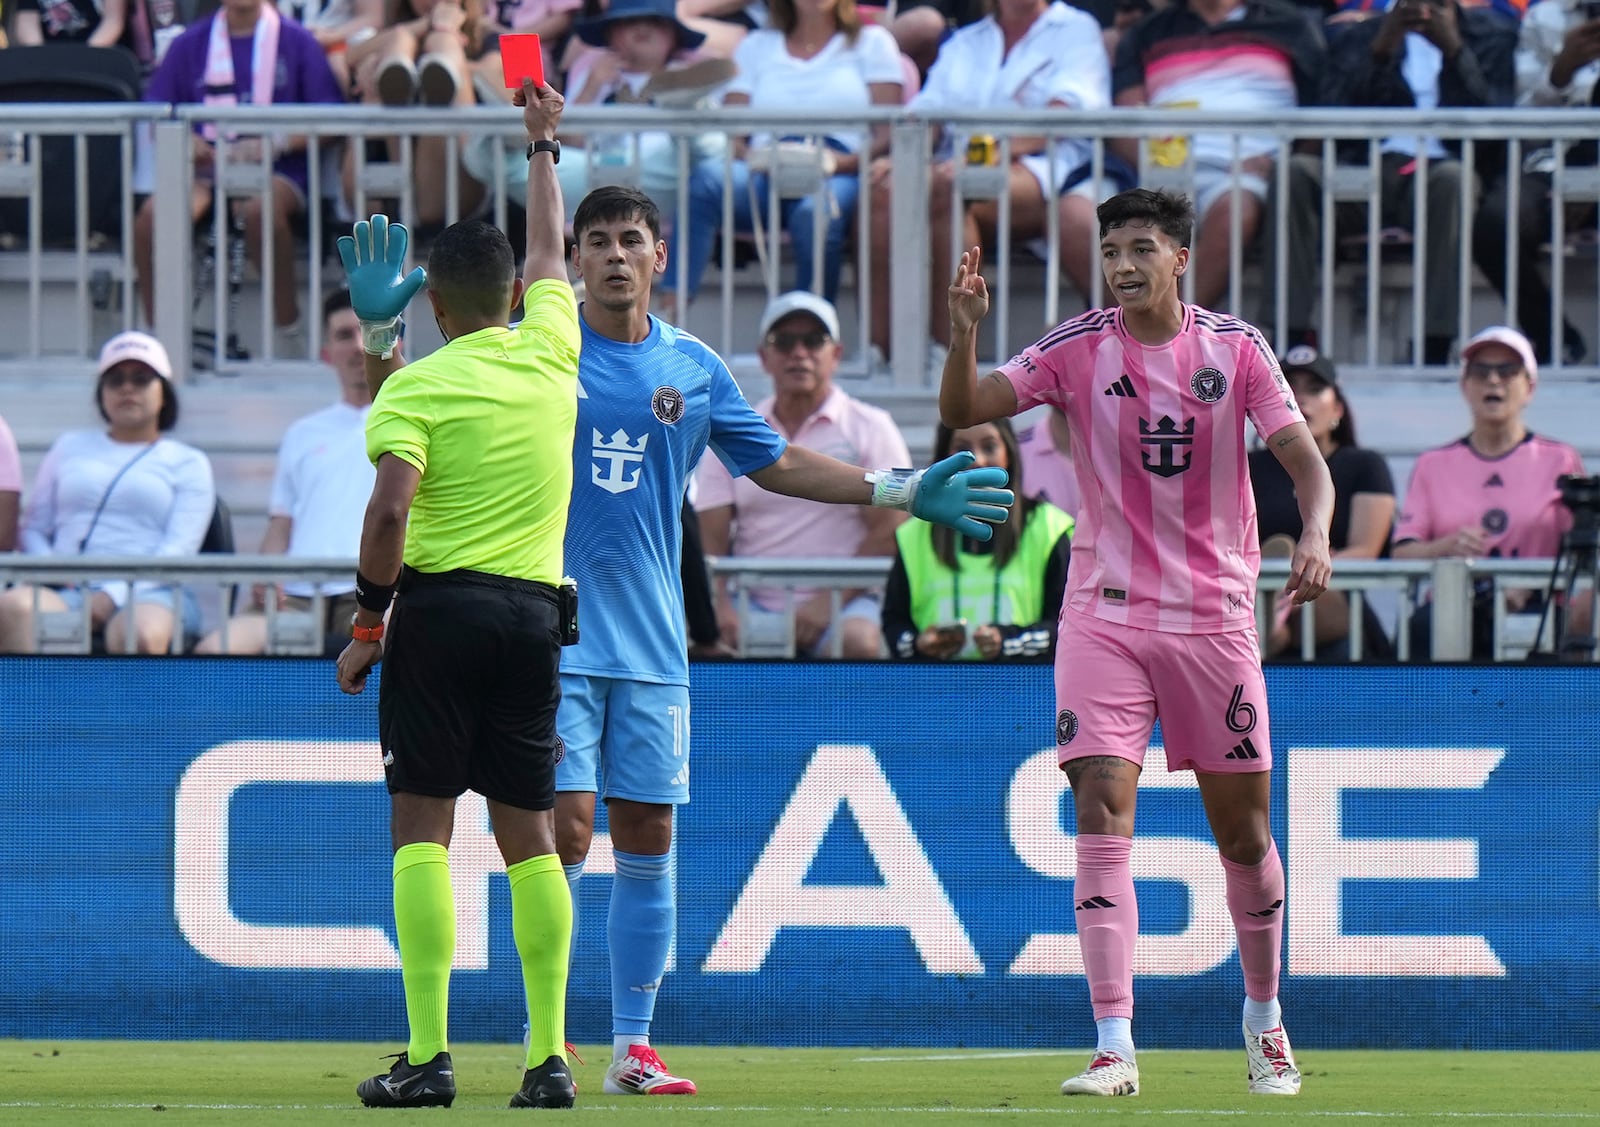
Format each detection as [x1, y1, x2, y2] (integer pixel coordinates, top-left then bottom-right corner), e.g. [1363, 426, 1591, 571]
[3, 1042, 1596, 1125]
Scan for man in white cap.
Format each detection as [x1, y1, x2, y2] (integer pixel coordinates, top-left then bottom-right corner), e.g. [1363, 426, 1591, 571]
[1393, 326, 1589, 657]
[695, 290, 915, 656]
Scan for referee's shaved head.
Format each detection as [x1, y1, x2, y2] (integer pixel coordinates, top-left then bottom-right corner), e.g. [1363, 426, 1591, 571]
[427, 220, 517, 322]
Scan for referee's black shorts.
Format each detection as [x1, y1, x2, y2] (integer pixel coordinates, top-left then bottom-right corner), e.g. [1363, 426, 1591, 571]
[378, 566, 563, 811]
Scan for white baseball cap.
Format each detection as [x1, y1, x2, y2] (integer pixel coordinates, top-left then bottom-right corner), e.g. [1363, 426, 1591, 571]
[757, 291, 840, 342]
[1461, 326, 1537, 388]
[96, 331, 174, 381]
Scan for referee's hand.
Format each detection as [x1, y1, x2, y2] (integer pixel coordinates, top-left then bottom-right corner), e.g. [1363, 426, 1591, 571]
[513, 77, 564, 141]
[336, 638, 383, 695]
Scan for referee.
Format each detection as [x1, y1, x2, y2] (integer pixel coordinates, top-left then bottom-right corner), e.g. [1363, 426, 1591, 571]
[335, 79, 580, 1111]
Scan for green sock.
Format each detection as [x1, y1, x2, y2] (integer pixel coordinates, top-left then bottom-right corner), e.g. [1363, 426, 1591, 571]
[507, 853, 572, 1068]
[393, 842, 454, 1064]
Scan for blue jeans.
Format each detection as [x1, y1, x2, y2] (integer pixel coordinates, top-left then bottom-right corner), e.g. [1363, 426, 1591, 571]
[668, 152, 859, 303]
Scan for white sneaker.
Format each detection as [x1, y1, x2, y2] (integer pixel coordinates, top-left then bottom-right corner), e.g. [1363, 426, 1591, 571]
[1060, 1051, 1139, 1096]
[603, 1044, 697, 1096]
[1244, 1022, 1302, 1095]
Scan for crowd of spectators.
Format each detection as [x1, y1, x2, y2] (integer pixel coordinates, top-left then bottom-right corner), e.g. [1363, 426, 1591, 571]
[0, 0, 1596, 658]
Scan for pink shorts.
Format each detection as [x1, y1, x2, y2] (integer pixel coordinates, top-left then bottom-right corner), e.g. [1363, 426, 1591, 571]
[1053, 607, 1272, 774]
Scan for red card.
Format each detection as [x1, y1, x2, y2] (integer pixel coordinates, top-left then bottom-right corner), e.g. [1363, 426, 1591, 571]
[500, 33, 545, 89]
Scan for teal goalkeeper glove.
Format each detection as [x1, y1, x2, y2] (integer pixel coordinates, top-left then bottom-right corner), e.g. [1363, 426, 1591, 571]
[336, 213, 426, 358]
[869, 451, 1014, 541]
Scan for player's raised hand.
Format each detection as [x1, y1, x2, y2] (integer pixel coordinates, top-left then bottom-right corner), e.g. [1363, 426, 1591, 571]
[949, 246, 990, 335]
[1283, 529, 1332, 606]
[910, 450, 1014, 541]
[337, 214, 426, 324]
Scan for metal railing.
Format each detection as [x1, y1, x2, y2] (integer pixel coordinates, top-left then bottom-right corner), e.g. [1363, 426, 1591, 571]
[0, 554, 1588, 661]
[6, 105, 1600, 384]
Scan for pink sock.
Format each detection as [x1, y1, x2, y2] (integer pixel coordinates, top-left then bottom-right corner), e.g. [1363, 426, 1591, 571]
[1221, 839, 1286, 1003]
[1074, 834, 1137, 1021]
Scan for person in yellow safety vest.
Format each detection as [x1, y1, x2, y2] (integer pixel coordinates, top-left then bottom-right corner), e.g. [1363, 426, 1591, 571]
[882, 417, 1074, 662]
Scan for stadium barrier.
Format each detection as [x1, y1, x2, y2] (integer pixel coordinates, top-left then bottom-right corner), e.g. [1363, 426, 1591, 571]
[4, 104, 1600, 383]
[0, 555, 1587, 662]
[2, 658, 1596, 1049]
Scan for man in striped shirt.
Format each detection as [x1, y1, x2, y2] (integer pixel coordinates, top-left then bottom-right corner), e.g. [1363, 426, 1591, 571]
[940, 188, 1334, 1099]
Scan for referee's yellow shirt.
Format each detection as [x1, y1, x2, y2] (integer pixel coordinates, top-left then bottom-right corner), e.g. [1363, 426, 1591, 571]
[365, 278, 580, 586]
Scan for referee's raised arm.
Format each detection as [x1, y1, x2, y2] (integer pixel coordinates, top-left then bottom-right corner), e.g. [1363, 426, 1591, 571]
[513, 78, 568, 286]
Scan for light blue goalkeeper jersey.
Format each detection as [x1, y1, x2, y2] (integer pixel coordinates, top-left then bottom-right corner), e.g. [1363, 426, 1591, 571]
[562, 312, 786, 686]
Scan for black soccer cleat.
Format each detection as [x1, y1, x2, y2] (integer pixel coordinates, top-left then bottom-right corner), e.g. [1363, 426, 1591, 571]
[509, 1053, 577, 1109]
[356, 1050, 456, 1108]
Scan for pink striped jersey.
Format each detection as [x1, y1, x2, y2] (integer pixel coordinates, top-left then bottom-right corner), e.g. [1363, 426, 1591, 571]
[998, 304, 1304, 634]
[1394, 434, 1585, 561]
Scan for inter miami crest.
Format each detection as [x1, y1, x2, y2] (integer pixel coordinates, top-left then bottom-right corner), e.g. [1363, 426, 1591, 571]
[1056, 709, 1078, 745]
[1191, 366, 1228, 403]
[651, 385, 685, 424]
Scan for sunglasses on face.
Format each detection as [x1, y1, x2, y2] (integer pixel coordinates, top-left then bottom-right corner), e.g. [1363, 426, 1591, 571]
[102, 367, 158, 390]
[766, 330, 830, 353]
[1464, 361, 1527, 382]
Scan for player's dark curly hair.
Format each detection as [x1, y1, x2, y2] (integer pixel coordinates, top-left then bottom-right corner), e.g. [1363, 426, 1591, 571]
[929, 418, 1032, 571]
[1097, 187, 1194, 249]
[574, 186, 662, 242]
[427, 219, 517, 322]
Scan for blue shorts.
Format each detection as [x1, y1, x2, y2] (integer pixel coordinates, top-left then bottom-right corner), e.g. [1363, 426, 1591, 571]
[555, 674, 692, 805]
[57, 584, 202, 638]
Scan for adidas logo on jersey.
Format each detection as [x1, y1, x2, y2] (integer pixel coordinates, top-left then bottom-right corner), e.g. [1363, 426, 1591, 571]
[1485, 473, 1504, 487]
[1103, 375, 1137, 398]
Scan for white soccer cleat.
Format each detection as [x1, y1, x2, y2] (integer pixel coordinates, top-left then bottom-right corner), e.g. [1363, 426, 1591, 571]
[1244, 1022, 1302, 1095]
[1060, 1051, 1140, 1096]
[603, 1044, 697, 1095]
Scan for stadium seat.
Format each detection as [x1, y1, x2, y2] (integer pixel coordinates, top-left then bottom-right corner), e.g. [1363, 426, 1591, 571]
[0, 45, 143, 249]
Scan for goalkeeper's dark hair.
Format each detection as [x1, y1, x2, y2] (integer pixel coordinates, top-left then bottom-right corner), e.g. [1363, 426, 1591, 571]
[573, 186, 662, 242]
[929, 419, 1031, 571]
[1097, 187, 1194, 249]
[427, 220, 517, 321]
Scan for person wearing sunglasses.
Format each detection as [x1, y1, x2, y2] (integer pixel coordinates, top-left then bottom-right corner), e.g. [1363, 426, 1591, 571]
[1393, 325, 1588, 657]
[0, 332, 215, 654]
[695, 290, 916, 657]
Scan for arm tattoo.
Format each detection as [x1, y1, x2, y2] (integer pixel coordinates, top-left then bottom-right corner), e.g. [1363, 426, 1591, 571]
[1273, 432, 1301, 450]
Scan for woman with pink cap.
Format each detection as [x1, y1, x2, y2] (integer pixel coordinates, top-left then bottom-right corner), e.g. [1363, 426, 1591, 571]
[1393, 326, 1589, 658]
[0, 332, 215, 654]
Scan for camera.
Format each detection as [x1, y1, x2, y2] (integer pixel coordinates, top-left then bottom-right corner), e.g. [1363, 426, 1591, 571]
[1557, 473, 1600, 535]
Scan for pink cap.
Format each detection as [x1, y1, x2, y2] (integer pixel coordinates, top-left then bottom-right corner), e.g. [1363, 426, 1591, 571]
[96, 331, 173, 381]
[1460, 326, 1537, 388]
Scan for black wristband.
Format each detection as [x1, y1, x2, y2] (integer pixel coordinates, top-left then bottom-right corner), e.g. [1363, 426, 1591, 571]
[354, 570, 397, 613]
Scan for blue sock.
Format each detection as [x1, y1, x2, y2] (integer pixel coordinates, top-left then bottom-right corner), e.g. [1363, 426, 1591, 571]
[609, 848, 673, 1040]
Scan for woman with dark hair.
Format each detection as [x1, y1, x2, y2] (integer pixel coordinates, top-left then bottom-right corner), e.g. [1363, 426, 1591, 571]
[882, 416, 1073, 661]
[1249, 345, 1395, 660]
[0, 332, 215, 654]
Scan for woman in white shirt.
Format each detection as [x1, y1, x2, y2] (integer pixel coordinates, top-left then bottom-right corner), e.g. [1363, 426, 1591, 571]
[663, 0, 904, 308]
[0, 332, 216, 654]
[866, 0, 1121, 361]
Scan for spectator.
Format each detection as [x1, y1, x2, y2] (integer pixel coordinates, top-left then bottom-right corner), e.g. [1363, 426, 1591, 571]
[1392, 326, 1587, 657]
[1016, 404, 1080, 516]
[674, 0, 764, 56]
[882, 417, 1073, 661]
[888, 0, 984, 75]
[1111, 0, 1324, 312]
[463, 0, 731, 226]
[345, 0, 488, 225]
[195, 290, 374, 655]
[1249, 345, 1396, 659]
[279, 0, 385, 91]
[867, 0, 1116, 362]
[0, 412, 20, 553]
[1471, 0, 1600, 366]
[11, 0, 127, 45]
[665, 0, 903, 313]
[695, 290, 912, 657]
[1260, 0, 1516, 363]
[133, 0, 345, 340]
[0, 332, 215, 655]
